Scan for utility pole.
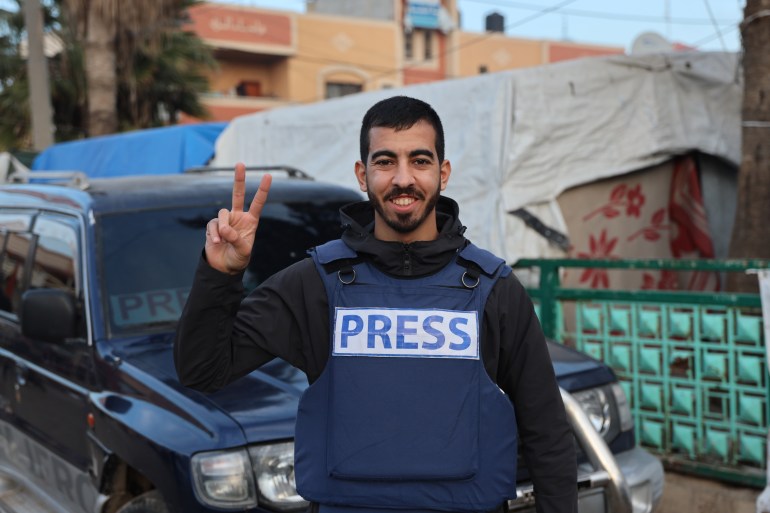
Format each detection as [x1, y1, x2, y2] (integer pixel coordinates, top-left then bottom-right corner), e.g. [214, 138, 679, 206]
[727, 0, 770, 291]
[22, 0, 55, 150]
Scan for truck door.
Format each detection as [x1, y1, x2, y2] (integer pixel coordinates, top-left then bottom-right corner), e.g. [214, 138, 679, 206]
[0, 211, 35, 458]
[3, 211, 94, 513]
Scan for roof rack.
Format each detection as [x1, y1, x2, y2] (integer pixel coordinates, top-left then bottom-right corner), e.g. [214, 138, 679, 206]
[184, 165, 313, 180]
[7, 170, 89, 190]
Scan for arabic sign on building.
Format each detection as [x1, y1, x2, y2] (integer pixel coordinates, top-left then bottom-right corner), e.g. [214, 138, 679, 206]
[187, 4, 293, 49]
[406, 0, 440, 30]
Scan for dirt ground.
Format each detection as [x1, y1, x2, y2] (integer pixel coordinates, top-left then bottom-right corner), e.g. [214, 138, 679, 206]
[658, 471, 761, 513]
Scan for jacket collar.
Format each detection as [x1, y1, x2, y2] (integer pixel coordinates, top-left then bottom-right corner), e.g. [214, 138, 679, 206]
[338, 196, 468, 277]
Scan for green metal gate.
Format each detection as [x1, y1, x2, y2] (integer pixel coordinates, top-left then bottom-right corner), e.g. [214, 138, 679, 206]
[513, 258, 770, 487]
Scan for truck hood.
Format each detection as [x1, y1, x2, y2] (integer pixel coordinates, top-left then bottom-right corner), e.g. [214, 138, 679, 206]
[108, 337, 614, 444]
[547, 340, 616, 391]
[107, 336, 305, 444]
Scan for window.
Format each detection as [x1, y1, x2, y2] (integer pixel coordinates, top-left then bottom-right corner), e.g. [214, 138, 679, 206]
[0, 212, 34, 316]
[325, 82, 363, 99]
[99, 200, 351, 336]
[30, 215, 79, 296]
[236, 80, 262, 97]
[424, 30, 433, 60]
[404, 31, 414, 60]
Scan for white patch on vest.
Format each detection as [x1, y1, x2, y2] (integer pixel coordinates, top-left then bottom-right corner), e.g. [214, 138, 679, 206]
[332, 307, 479, 359]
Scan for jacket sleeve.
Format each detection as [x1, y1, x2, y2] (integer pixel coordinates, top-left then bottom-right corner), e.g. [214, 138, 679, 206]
[492, 275, 578, 513]
[174, 253, 327, 393]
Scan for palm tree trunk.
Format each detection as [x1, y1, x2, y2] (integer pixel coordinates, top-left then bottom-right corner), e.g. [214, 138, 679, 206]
[84, 3, 117, 135]
[727, 0, 770, 291]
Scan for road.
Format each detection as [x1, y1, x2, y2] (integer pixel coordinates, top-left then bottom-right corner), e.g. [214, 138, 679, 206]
[0, 473, 58, 513]
[659, 471, 760, 513]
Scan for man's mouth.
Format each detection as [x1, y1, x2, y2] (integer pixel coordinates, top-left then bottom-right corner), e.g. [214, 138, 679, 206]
[392, 196, 416, 206]
[385, 187, 424, 207]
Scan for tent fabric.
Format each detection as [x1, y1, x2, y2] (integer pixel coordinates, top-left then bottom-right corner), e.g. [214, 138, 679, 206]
[211, 52, 741, 262]
[0, 152, 31, 181]
[33, 122, 227, 177]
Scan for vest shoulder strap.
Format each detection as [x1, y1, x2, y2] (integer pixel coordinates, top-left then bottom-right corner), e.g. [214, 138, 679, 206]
[312, 239, 357, 265]
[457, 243, 512, 278]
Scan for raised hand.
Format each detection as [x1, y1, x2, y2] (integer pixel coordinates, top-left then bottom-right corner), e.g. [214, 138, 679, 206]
[205, 163, 272, 274]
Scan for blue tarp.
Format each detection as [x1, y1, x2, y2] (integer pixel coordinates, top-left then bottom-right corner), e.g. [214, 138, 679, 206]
[32, 122, 227, 177]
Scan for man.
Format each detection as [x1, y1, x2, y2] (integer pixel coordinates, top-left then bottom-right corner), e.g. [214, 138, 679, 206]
[175, 96, 576, 513]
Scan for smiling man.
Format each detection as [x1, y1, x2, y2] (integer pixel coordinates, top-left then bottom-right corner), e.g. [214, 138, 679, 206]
[175, 96, 577, 513]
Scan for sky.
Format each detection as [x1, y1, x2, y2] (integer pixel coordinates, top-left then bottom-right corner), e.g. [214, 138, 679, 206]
[1, 0, 743, 52]
[214, 0, 745, 53]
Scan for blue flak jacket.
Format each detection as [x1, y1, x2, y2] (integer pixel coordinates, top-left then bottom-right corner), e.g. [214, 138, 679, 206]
[295, 240, 519, 513]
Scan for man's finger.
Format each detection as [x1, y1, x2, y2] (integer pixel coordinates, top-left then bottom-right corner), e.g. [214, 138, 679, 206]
[231, 163, 246, 212]
[206, 219, 220, 244]
[248, 173, 272, 219]
[217, 208, 237, 243]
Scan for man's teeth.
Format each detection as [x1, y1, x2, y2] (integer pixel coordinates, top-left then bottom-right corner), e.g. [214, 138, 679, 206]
[392, 197, 415, 206]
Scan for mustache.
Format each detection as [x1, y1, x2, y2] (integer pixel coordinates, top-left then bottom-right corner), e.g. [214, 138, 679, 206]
[383, 186, 425, 202]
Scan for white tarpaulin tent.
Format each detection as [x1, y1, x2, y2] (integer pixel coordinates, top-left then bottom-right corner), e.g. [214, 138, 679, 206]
[0, 152, 30, 182]
[213, 52, 741, 262]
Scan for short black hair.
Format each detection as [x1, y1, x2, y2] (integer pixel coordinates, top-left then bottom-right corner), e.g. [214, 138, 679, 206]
[359, 96, 445, 164]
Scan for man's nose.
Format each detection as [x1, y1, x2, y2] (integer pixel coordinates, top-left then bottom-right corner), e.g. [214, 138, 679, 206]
[392, 162, 415, 187]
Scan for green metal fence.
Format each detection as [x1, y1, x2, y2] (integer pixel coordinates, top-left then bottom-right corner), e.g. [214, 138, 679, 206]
[513, 258, 770, 488]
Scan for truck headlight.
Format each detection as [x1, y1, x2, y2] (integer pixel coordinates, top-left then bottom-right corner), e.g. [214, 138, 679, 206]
[191, 449, 257, 509]
[249, 441, 309, 512]
[573, 383, 634, 445]
[611, 382, 634, 432]
[573, 387, 612, 436]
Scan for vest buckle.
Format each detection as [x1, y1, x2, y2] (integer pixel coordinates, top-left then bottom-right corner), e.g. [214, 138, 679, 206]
[461, 271, 480, 289]
[338, 268, 356, 285]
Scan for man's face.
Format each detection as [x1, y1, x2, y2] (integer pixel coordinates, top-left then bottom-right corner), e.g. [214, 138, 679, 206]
[355, 120, 451, 243]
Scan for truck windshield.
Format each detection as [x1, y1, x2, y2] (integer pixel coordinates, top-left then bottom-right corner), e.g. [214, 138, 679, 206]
[98, 201, 347, 337]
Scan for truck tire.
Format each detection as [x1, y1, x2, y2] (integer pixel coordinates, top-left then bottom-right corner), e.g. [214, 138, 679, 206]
[115, 491, 169, 513]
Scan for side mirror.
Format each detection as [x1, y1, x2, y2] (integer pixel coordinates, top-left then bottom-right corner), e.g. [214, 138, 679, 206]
[20, 289, 78, 343]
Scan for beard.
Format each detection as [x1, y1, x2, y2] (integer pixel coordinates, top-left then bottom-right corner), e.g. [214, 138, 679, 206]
[368, 182, 441, 235]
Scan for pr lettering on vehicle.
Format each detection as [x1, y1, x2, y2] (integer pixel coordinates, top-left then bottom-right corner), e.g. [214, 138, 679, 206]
[110, 287, 191, 327]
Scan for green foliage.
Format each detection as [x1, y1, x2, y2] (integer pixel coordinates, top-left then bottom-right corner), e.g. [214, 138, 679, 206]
[0, 1, 35, 150]
[119, 24, 217, 129]
[0, 0, 215, 150]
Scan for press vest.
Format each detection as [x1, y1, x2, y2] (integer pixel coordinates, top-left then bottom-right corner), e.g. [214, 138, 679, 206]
[295, 240, 519, 513]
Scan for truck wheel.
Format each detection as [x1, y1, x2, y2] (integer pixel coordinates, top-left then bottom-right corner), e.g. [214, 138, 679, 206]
[115, 491, 169, 513]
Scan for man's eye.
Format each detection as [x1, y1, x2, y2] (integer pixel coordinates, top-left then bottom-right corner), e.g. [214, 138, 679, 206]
[373, 159, 394, 166]
[414, 159, 432, 165]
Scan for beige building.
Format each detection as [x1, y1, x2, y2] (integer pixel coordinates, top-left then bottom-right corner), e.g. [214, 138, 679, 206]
[184, 0, 623, 122]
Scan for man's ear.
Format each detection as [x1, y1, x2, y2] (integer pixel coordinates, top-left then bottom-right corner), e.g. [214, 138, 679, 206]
[355, 161, 367, 192]
[440, 159, 451, 191]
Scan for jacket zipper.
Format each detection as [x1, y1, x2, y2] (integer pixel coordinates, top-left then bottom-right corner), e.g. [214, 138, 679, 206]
[403, 244, 412, 276]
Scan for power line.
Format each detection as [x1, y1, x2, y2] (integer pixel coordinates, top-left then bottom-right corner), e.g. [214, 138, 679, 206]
[702, 0, 727, 51]
[501, 0, 577, 31]
[461, 0, 738, 26]
[691, 22, 740, 48]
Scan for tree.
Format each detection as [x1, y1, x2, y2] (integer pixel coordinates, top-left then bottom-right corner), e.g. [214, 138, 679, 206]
[0, 0, 215, 149]
[727, 0, 770, 291]
[0, 1, 73, 149]
[117, 26, 214, 128]
[62, 0, 215, 136]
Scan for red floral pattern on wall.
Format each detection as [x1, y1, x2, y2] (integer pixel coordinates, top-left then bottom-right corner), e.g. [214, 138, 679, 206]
[628, 208, 670, 242]
[583, 183, 646, 221]
[641, 270, 679, 290]
[577, 229, 618, 289]
[567, 155, 718, 292]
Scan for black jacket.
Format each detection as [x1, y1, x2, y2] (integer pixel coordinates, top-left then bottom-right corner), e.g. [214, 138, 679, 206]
[174, 196, 577, 513]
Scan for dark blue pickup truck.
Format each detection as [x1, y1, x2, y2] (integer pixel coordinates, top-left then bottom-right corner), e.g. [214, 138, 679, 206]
[0, 172, 662, 513]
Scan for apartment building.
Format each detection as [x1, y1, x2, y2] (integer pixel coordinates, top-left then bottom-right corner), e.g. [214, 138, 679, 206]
[184, 0, 623, 121]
